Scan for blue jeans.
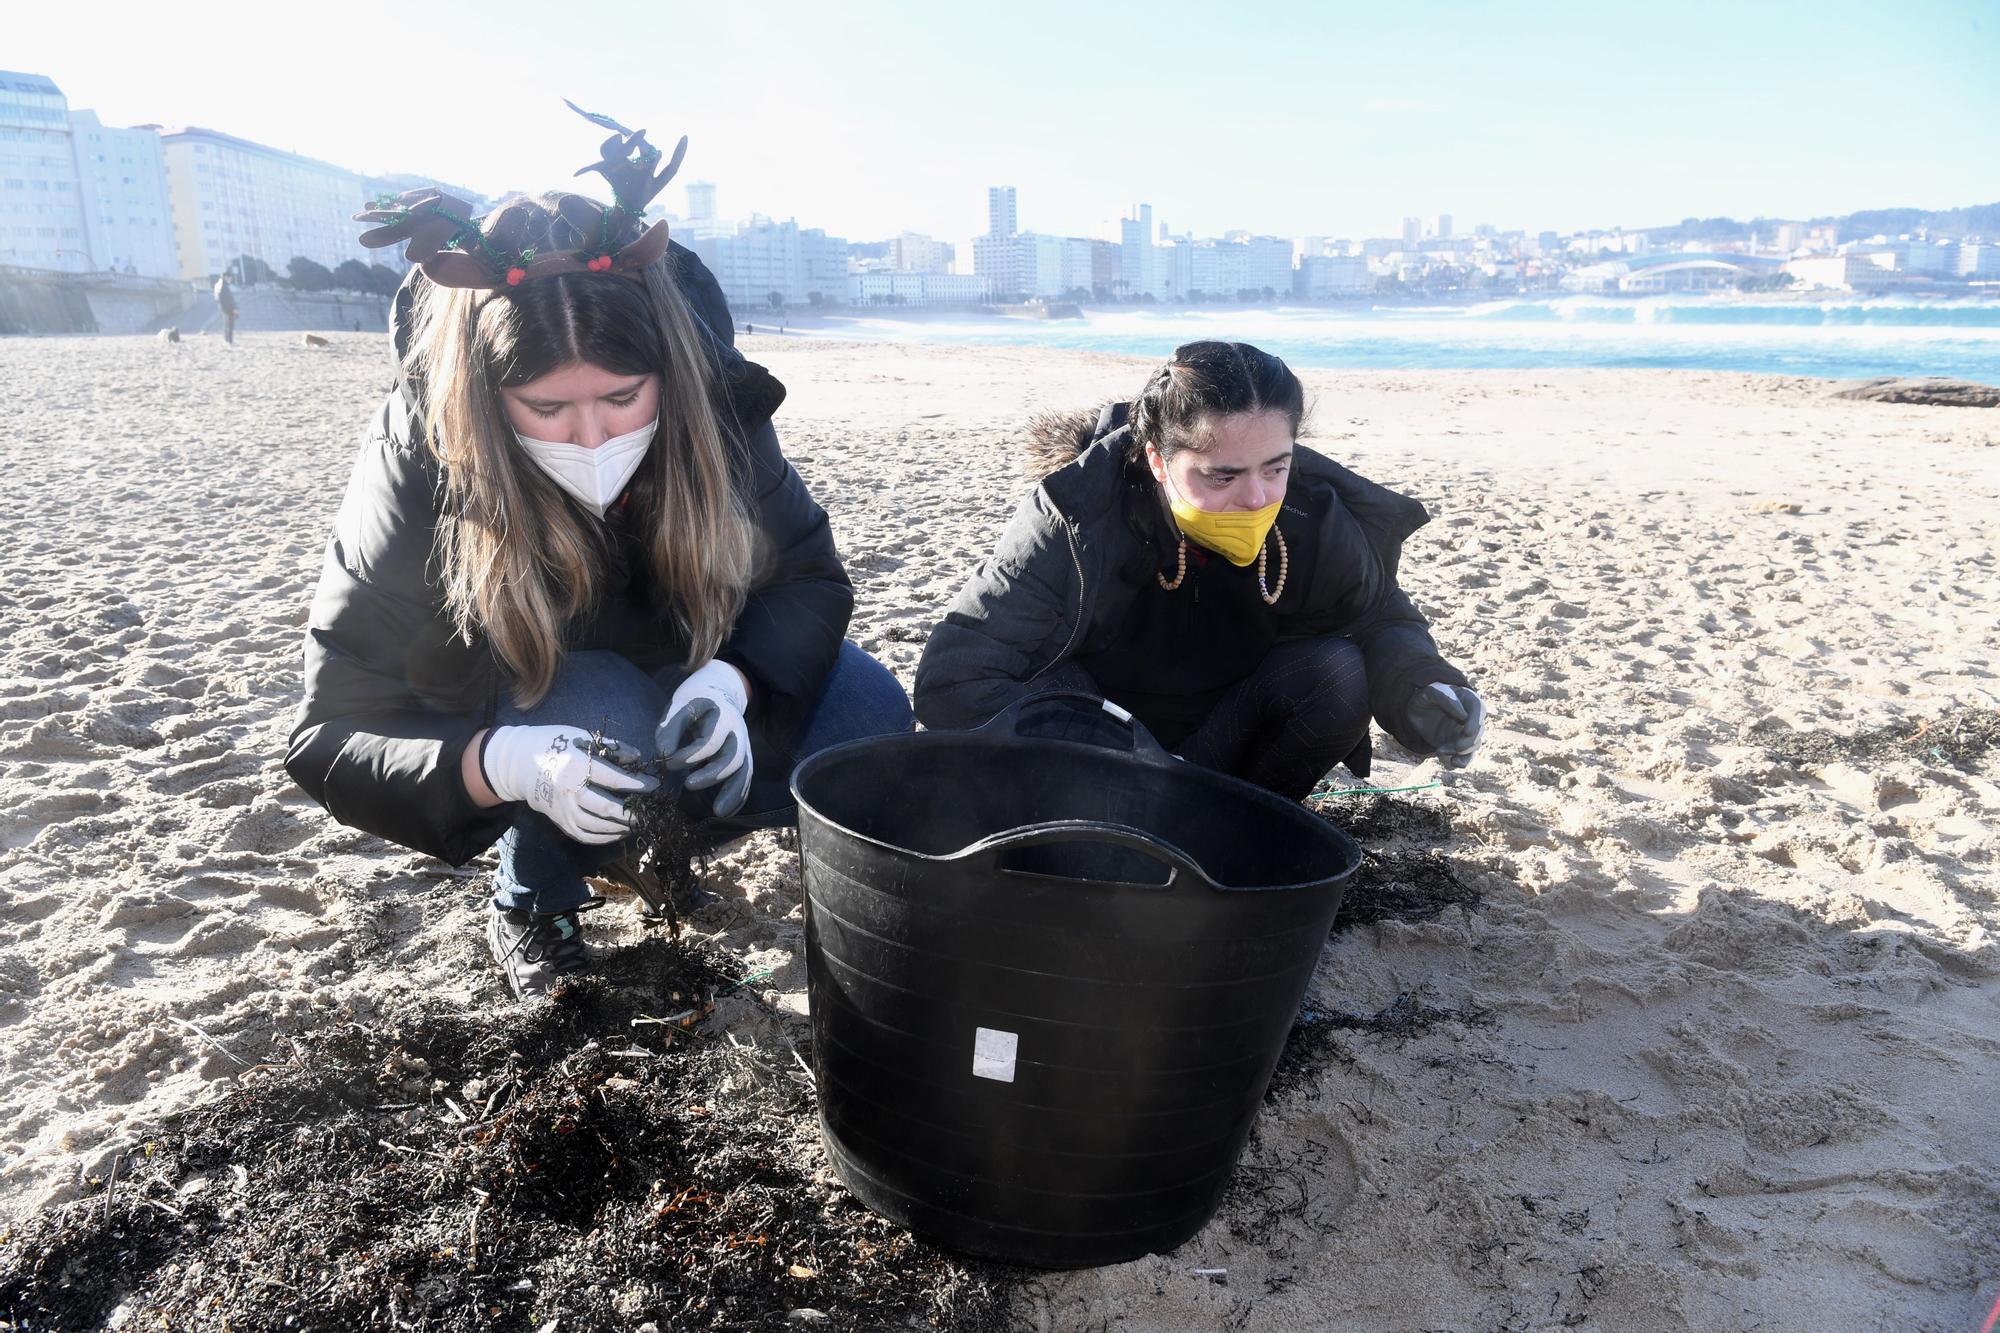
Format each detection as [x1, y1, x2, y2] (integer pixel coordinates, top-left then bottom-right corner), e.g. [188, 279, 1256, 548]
[492, 642, 911, 912]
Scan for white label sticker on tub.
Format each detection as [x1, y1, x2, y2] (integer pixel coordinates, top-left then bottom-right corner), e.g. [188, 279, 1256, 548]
[972, 1027, 1018, 1083]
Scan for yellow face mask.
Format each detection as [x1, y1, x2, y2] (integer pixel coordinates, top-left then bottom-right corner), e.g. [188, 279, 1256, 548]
[1165, 481, 1282, 567]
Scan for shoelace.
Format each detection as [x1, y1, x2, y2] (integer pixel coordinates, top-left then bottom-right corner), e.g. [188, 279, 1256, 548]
[503, 895, 606, 973]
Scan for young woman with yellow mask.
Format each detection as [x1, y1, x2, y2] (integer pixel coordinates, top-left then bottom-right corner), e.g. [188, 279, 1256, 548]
[914, 340, 1482, 798]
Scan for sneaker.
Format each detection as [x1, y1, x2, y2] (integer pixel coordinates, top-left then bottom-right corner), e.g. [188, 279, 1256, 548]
[487, 896, 605, 999]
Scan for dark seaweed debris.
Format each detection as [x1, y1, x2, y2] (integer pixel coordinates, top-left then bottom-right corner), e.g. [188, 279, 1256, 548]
[1307, 795, 1480, 931]
[614, 765, 704, 924]
[0, 939, 1013, 1333]
[1266, 993, 1495, 1102]
[1750, 707, 2000, 774]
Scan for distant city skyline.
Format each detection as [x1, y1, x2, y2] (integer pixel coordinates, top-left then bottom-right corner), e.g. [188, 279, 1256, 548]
[8, 0, 1996, 250]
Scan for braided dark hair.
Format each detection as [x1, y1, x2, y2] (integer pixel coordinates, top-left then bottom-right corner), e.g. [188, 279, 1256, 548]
[1127, 341, 1305, 465]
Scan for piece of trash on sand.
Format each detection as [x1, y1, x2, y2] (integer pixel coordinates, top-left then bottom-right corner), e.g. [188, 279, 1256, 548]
[1189, 1267, 1227, 1283]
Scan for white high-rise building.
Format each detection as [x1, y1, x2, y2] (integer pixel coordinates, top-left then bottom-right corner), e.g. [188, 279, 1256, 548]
[1432, 213, 1453, 240]
[686, 181, 716, 222]
[67, 110, 176, 276]
[973, 233, 1020, 298]
[158, 126, 371, 280]
[988, 185, 1018, 238]
[0, 70, 90, 272]
[1120, 203, 1155, 297]
[690, 217, 848, 310]
[1401, 216, 1422, 247]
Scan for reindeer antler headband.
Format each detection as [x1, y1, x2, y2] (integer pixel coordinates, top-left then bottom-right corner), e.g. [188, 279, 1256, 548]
[352, 100, 690, 290]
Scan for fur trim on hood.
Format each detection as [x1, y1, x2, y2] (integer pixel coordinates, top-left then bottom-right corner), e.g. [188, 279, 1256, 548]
[1023, 405, 1115, 479]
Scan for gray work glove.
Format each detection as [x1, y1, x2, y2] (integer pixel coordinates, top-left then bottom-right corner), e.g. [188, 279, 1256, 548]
[655, 661, 754, 818]
[1405, 682, 1486, 770]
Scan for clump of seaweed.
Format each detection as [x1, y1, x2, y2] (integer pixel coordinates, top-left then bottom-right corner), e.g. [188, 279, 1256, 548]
[1750, 707, 2000, 773]
[1266, 992, 1495, 1102]
[1306, 795, 1480, 931]
[0, 938, 1015, 1333]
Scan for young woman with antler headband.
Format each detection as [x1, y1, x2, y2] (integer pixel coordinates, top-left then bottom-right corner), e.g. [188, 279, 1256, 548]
[286, 105, 911, 999]
[914, 341, 1485, 799]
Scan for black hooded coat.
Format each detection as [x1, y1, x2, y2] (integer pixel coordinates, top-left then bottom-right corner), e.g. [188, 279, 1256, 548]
[912, 403, 1467, 764]
[284, 246, 851, 865]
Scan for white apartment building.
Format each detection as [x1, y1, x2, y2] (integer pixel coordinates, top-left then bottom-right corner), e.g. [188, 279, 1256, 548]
[68, 110, 176, 277]
[1784, 252, 1899, 291]
[0, 71, 90, 271]
[1958, 244, 2000, 278]
[988, 185, 1017, 238]
[1296, 254, 1371, 297]
[1903, 239, 1959, 275]
[158, 126, 371, 280]
[849, 271, 983, 306]
[1155, 235, 1294, 299]
[1120, 204, 1154, 296]
[974, 231, 1093, 299]
[973, 232, 1021, 298]
[890, 231, 954, 273]
[1242, 235, 1292, 294]
[690, 218, 848, 310]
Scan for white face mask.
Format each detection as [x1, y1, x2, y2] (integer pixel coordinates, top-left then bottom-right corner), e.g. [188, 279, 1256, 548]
[513, 417, 658, 518]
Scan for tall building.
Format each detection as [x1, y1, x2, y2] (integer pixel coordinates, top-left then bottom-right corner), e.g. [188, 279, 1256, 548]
[689, 217, 848, 310]
[1401, 216, 1422, 247]
[1432, 213, 1452, 240]
[1120, 203, 1154, 296]
[157, 126, 371, 280]
[686, 181, 717, 222]
[987, 185, 1017, 238]
[67, 109, 176, 276]
[973, 233, 1020, 298]
[0, 70, 90, 272]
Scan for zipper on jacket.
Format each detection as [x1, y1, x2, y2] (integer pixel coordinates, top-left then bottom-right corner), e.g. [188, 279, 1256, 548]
[1024, 517, 1089, 686]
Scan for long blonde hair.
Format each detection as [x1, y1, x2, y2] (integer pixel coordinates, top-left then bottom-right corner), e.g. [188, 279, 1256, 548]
[405, 195, 754, 705]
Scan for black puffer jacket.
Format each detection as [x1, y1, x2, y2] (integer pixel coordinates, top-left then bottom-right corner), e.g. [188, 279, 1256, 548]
[913, 402, 1467, 755]
[285, 247, 851, 865]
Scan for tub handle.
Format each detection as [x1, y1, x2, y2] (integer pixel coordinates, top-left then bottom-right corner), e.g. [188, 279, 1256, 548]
[982, 691, 1178, 764]
[949, 819, 1215, 891]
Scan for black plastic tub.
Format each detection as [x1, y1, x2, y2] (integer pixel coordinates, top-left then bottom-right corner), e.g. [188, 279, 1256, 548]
[790, 694, 1362, 1268]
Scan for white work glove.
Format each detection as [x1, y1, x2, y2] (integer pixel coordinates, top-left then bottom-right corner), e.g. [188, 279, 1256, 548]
[480, 726, 656, 844]
[655, 661, 753, 818]
[1405, 682, 1486, 770]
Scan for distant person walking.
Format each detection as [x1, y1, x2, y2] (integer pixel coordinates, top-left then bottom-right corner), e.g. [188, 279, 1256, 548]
[213, 273, 239, 346]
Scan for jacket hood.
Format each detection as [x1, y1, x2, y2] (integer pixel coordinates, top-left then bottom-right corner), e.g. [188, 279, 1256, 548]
[1024, 401, 1131, 478]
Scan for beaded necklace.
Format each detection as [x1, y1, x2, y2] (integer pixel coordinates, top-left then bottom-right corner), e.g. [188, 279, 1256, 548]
[1156, 527, 1289, 605]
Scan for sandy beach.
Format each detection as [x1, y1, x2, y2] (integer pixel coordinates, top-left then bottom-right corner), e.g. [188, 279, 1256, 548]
[1, 331, 1995, 1329]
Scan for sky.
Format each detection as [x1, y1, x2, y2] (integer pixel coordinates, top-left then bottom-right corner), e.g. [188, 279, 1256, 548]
[9, 0, 1998, 254]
